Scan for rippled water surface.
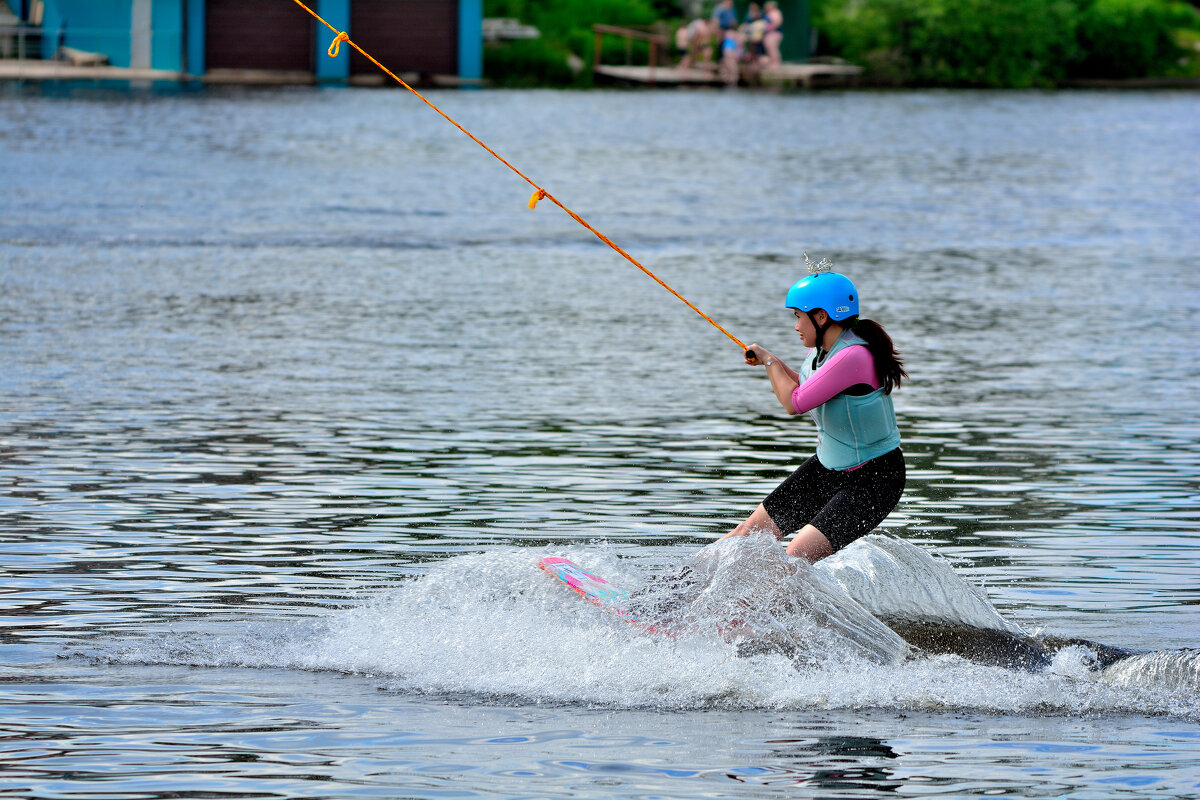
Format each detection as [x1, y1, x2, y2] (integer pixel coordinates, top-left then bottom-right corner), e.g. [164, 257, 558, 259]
[1, 84, 1198, 799]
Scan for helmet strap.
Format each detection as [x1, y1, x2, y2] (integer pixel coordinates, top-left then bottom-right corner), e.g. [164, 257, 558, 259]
[808, 310, 830, 363]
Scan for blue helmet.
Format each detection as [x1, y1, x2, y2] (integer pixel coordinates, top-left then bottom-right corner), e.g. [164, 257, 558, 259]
[785, 272, 859, 321]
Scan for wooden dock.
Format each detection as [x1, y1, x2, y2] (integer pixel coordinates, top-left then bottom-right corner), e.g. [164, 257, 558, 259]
[761, 62, 863, 88]
[594, 61, 862, 88]
[0, 60, 184, 82]
[594, 64, 719, 87]
[0, 61, 478, 87]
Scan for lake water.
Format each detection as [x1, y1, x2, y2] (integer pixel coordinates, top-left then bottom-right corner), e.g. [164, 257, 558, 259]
[1, 83, 1198, 798]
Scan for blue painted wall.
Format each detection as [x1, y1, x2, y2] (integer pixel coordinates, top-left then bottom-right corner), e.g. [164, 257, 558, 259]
[458, 0, 481, 80]
[28, 0, 183, 69]
[150, 0, 183, 71]
[37, 0, 132, 65]
[185, 0, 204, 75]
[11, 0, 477, 80]
[315, 0, 349, 82]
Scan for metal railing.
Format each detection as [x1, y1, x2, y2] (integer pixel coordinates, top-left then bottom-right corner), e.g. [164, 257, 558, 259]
[0, 25, 45, 60]
[592, 24, 669, 71]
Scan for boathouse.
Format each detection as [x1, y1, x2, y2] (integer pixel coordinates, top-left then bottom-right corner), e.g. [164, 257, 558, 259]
[2, 0, 483, 82]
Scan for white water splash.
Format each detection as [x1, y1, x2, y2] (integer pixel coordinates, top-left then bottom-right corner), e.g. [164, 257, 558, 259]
[816, 534, 1026, 635]
[1102, 649, 1200, 695]
[95, 537, 1199, 719]
[639, 533, 910, 666]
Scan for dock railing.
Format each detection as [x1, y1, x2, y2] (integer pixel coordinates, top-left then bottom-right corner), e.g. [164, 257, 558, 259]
[592, 24, 669, 86]
[0, 24, 43, 60]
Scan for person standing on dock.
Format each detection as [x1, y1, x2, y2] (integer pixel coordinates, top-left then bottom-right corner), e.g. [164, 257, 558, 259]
[719, 25, 743, 85]
[742, 3, 768, 63]
[720, 268, 907, 563]
[761, 1, 784, 69]
[675, 18, 712, 69]
[711, 0, 739, 33]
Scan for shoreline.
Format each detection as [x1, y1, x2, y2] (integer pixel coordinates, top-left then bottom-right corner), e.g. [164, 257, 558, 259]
[1, 59, 1198, 90]
[0, 61, 482, 88]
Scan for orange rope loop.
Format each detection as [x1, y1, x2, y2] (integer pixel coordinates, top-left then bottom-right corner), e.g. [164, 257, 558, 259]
[286, 0, 747, 352]
[328, 31, 349, 58]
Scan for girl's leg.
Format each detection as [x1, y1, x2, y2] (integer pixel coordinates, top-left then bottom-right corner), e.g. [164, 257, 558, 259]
[785, 524, 834, 562]
[720, 507, 833, 562]
[724, 456, 828, 546]
[719, 503, 783, 542]
[807, 448, 906, 557]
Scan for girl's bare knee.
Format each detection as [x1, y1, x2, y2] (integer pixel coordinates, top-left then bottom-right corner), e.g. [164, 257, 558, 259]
[785, 525, 834, 562]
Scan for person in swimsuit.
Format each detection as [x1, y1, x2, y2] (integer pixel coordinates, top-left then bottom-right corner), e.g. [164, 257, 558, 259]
[718, 25, 742, 85]
[675, 18, 711, 70]
[761, 0, 784, 69]
[741, 3, 767, 61]
[720, 269, 907, 562]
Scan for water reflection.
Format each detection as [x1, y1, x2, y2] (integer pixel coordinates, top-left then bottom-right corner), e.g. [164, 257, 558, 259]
[762, 735, 902, 794]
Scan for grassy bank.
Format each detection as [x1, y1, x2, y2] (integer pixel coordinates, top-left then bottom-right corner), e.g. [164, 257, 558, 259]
[484, 0, 1200, 88]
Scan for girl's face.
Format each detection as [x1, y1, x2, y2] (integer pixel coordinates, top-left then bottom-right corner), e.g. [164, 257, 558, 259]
[792, 309, 827, 348]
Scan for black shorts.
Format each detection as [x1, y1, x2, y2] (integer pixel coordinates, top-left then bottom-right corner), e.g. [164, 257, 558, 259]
[762, 447, 905, 552]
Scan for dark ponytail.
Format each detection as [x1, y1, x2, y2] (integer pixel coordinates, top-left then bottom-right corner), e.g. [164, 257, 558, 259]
[850, 317, 907, 394]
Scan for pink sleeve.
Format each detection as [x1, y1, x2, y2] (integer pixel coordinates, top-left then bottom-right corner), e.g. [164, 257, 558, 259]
[791, 345, 881, 414]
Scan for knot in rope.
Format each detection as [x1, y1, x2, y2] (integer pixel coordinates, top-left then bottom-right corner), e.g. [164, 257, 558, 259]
[328, 31, 349, 58]
[527, 188, 548, 210]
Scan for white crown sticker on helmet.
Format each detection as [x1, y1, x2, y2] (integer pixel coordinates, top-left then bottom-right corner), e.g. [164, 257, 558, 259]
[803, 252, 833, 275]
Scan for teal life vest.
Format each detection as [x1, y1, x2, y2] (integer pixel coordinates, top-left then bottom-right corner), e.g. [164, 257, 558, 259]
[799, 329, 901, 470]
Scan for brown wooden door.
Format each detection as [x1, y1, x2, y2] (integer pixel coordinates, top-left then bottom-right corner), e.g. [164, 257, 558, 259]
[350, 0, 458, 76]
[205, 0, 314, 72]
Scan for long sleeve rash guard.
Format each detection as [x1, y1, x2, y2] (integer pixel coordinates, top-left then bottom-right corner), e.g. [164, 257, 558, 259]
[791, 345, 881, 415]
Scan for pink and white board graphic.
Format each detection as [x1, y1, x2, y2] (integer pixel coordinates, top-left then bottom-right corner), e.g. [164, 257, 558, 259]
[537, 556, 661, 633]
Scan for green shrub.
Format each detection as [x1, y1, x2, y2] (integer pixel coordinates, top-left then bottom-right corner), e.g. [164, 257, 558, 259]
[819, 0, 1077, 86]
[484, 38, 578, 87]
[1071, 0, 1200, 78]
[908, 0, 1079, 86]
[817, 0, 1200, 85]
[1178, 27, 1200, 76]
[817, 0, 900, 72]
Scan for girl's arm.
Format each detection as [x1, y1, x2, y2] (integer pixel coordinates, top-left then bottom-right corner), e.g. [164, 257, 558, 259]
[766, 360, 801, 412]
[744, 344, 801, 413]
[745, 344, 880, 415]
[789, 345, 879, 414]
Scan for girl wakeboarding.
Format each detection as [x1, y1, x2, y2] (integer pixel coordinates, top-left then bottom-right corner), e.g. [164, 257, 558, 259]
[723, 265, 907, 562]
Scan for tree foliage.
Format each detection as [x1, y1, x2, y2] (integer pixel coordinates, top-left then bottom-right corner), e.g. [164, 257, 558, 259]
[1073, 0, 1200, 78]
[483, 0, 1200, 87]
[816, 0, 1200, 85]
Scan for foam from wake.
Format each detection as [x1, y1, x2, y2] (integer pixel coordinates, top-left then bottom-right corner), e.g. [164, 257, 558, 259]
[93, 535, 1199, 719]
[629, 533, 910, 665]
[817, 534, 1026, 635]
[1102, 649, 1200, 694]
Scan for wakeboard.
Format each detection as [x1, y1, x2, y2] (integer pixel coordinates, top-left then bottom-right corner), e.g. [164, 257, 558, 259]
[537, 556, 662, 633]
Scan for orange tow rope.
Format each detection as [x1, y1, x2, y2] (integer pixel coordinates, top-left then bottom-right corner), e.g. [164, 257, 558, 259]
[287, 0, 747, 352]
